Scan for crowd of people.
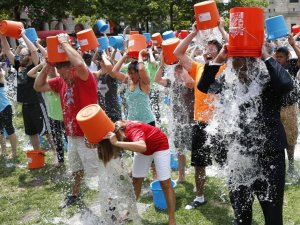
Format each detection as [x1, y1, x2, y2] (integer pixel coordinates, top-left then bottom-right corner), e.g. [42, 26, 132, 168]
[0, 14, 300, 225]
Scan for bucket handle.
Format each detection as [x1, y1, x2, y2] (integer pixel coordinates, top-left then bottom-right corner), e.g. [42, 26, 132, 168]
[229, 27, 260, 44]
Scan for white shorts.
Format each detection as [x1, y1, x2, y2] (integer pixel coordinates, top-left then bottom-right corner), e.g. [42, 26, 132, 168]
[67, 136, 101, 177]
[132, 149, 171, 181]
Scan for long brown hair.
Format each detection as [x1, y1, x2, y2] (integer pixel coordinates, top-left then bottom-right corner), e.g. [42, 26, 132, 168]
[97, 139, 122, 165]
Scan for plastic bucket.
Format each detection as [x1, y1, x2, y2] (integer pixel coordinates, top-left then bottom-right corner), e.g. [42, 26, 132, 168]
[143, 33, 151, 42]
[76, 104, 115, 144]
[25, 28, 38, 43]
[46, 36, 69, 63]
[26, 150, 46, 169]
[127, 34, 147, 59]
[96, 20, 109, 33]
[180, 30, 189, 39]
[151, 33, 163, 46]
[265, 15, 288, 41]
[76, 28, 99, 52]
[150, 180, 176, 210]
[0, 20, 23, 39]
[162, 38, 180, 65]
[194, 0, 220, 30]
[292, 25, 300, 36]
[130, 31, 139, 35]
[228, 7, 264, 57]
[162, 30, 175, 40]
[109, 35, 124, 48]
[97, 37, 109, 51]
[170, 153, 178, 170]
[174, 31, 179, 38]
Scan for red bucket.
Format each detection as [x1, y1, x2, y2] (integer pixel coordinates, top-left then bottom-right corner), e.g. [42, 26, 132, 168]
[292, 25, 300, 36]
[0, 20, 24, 39]
[194, 0, 220, 30]
[127, 34, 147, 59]
[162, 38, 180, 65]
[228, 7, 264, 57]
[26, 150, 46, 169]
[76, 104, 115, 144]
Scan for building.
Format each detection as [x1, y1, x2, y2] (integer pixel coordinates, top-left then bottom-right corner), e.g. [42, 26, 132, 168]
[265, 0, 300, 31]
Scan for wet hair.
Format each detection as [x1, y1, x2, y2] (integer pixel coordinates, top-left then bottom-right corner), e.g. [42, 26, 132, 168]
[128, 60, 139, 72]
[276, 47, 289, 57]
[96, 139, 122, 165]
[55, 61, 71, 69]
[75, 23, 84, 31]
[207, 39, 222, 53]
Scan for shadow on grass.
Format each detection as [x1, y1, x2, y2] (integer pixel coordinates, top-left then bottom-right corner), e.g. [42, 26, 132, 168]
[0, 156, 19, 178]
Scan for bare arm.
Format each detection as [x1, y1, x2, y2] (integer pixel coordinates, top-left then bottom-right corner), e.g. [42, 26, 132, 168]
[34, 39, 47, 57]
[57, 33, 88, 81]
[138, 49, 150, 85]
[288, 34, 300, 67]
[174, 22, 197, 72]
[34, 63, 54, 92]
[293, 31, 300, 41]
[27, 62, 45, 78]
[218, 17, 229, 43]
[20, 29, 39, 66]
[111, 53, 128, 81]
[154, 53, 168, 86]
[107, 132, 146, 153]
[0, 35, 15, 65]
[148, 48, 158, 66]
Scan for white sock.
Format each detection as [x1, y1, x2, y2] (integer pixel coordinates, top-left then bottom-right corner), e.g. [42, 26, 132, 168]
[195, 196, 205, 203]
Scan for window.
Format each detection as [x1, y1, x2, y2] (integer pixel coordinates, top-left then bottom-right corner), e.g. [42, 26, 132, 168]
[290, 0, 299, 3]
[268, 8, 271, 13]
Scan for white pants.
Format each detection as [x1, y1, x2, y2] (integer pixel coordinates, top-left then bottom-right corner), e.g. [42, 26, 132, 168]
[67, 136, 101, 177]
[132, 149, 171, 181]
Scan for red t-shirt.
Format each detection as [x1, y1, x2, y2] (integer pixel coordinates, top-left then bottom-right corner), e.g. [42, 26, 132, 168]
[125, 121, 169, 155]
[48, 71, 98, 136]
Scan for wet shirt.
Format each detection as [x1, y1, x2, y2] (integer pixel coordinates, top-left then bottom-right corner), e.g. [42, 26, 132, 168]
[281, 58, 300, 106]
[125, 121, 169, 155]
[170, 81, 194, 124]
[14, 60, 37, 104]
[48, 71, 98, 136]
[97, 74, 122, 122]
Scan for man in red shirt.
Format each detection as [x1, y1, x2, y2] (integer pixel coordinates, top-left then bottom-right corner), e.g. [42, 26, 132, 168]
[34, 33, 100, 208]
[105, 120, 176, 225]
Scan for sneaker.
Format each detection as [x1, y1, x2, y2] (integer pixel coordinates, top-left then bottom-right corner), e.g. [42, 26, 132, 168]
[185, 200, 207, 210]
[59, 195, 80, 208]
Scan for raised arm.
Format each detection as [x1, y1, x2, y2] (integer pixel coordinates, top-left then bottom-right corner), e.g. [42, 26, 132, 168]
[111, 52, 128, 81]
[0, 35, 15, 65]
[218, 17, 229, 43]
[57, 33, 88, 81]
[174, 22, 197, 72]
[34, 63, 54, 92]
[288, 34, 300, 68]
[138, 49, 150, 85]
[155, 53, 169, 87]
[34, 39, 47, 57]
[20, 29, 39, 66]
[27, 62, 45, 78]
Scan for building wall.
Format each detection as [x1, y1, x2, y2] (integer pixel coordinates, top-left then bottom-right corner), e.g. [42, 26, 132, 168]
[265, 0, 300, 31]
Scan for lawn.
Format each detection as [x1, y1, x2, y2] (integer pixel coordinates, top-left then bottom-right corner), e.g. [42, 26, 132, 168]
[0, 107, 300, 225]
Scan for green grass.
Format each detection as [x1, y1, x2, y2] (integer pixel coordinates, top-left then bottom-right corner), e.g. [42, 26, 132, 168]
[1, 105, 300, 224]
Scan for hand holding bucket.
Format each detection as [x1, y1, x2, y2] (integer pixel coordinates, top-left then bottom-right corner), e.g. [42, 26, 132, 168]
[0, 20, 24, 39]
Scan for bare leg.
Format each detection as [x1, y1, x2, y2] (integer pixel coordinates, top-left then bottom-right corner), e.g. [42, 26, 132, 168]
[30, 134, 40, 150]
[0, 131, 6, 156]
[160, 179, 176, 225]
[72, 170, 84, 196]
[132, 177, 144, 199]
[9, 133, 17, 158]
[177, 153, 186, 183]
[287, 145, 295, 174]
[195, 166, 206, 197]
[151, 162, 158, 181]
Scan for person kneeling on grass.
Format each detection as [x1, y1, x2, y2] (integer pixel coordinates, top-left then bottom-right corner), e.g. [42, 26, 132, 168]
[91, 120, 176, 225]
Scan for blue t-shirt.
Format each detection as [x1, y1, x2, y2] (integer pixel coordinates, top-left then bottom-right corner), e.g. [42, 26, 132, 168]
[0, 85, 11, 112]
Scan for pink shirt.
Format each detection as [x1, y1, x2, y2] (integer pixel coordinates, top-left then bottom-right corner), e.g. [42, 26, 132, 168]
[48, 71, 98, 136]
[125, 121, 169, 155]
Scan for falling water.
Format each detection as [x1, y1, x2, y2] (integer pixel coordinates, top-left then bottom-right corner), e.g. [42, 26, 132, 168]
[205, 57, 272, 192]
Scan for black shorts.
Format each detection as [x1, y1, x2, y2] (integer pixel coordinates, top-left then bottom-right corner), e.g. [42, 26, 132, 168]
[191, 122, 212, 167]
[0, 105, 15, 135]
[22, 103, 44, 136]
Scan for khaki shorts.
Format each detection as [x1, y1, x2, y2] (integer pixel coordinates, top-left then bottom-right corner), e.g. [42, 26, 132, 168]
[67, 136, 101, 177]
[280, 103, 299, 146]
